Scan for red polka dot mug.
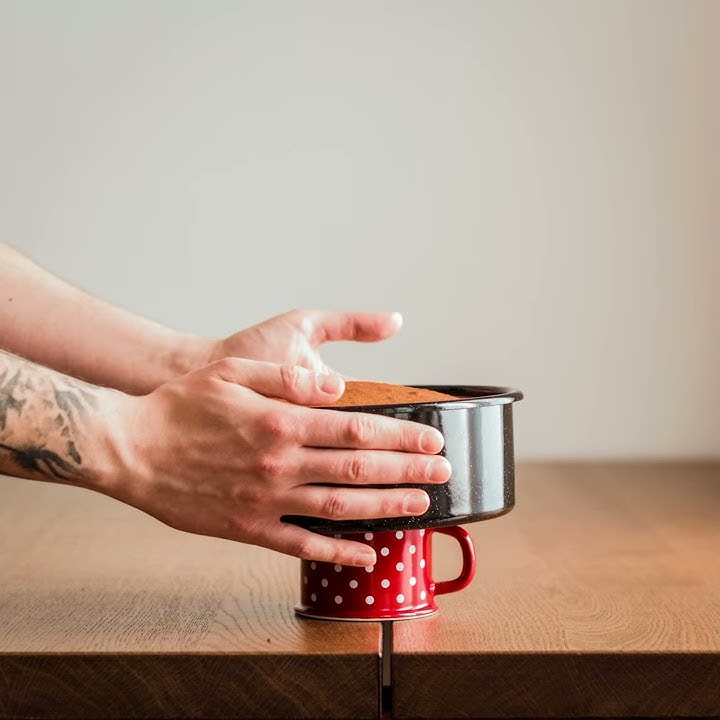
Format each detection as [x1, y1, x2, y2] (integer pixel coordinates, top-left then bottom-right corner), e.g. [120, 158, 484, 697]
[295, 526, 476, 621]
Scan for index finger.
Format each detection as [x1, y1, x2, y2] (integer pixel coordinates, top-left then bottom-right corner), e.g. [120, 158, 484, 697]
[307, 310, 403, 344]
[294, 407, 445, 454]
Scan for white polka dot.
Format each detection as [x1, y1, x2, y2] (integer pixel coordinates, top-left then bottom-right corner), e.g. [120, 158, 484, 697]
[303, 576, 308, 584]
[420, 559, 426, 569]
[364, 532, 373, 540]
[365, 595, 375, 605]
[334, 564, 342, 572]
[365, 565, 374, 573]
[409, 545, 416, 554]
[409, 576, 417, 586]
[310, 562, 316, 570]
[335, 595, 343, 604]
[396, 562, 404, 572]
[349, 579, 358, 589]
[396, 593, 405, 603]
[420, 529, 425, 536]
[380, 547, 390, 556]
[420, 590, 427, 600]
[381, 579, 390, 588]
[395, 530, 404, 539]
[311, 593, 317, 602]
[321, 578, 328, 588]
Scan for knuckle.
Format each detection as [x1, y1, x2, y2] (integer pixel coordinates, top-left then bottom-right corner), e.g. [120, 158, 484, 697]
[383, 493, 403, 516]
[297, 311, 314, 335]
[403, 424, 422, 451]
[344, 452, 369, 483]
[347, 414, 375, 446]
[321, 490, 349, 520]
[339, 314, 356, 339]
[293, 536, 321, 562]
[261, 409, 295, 441]
[255, 451, 286, 479]
[326, 546, 346, 565]
[290, 536, 345, 565]
[409, 459, 428, 483]
[279, 364, 304, 395]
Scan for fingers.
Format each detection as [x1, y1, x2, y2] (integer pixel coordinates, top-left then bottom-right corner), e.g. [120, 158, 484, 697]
[290, 448, 451, 486]
[207, 357, 344, 404]
[282, 485, 431, 522]
[260, 521, 378, 567]
[305, 310, 403, 345]
[297, 409, 446, 454]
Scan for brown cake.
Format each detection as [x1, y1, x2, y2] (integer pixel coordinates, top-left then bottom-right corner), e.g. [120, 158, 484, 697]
[319, 381, 459, 407]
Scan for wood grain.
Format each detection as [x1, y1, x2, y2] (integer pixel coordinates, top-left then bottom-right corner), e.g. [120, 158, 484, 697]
[392, 462, 720, 718]
[0, 476, 381, 719]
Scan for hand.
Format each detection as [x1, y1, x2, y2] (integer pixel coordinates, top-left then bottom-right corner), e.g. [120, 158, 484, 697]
[101, 359, 450, 566]
[204, 309, 403, 376]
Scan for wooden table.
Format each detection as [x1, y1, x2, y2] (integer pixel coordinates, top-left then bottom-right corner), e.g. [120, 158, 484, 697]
[392, 462, 720, 718]
[0, 478, 382, 719]
[1, 463, 718, 719]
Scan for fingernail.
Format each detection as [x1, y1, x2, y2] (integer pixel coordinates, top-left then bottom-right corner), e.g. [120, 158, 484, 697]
[427, 458, 451, 483]
[403, 493, 430, 515]
[391, 312, 403, 328]
[318, 373, 343, 395]
[421, 430, 444, 453]
[354, 550, 376, 567]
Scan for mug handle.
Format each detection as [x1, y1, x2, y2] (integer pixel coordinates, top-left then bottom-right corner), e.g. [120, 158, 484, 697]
[431, 526, 476, 596]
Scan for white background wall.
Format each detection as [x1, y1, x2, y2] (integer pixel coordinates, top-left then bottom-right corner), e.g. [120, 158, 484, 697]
[1, 0, 718, 459]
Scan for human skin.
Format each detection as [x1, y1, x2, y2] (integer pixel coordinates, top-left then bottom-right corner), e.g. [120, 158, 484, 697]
[0, 245, 451, 565]
[0, 243, 406, 395]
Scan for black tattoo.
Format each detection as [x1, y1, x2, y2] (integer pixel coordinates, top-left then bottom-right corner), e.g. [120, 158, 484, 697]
[0, 350, 99, 483]
[53, 386, 96, 432]
[0, 441, 78, 480]
[67, 440, 81, 464]
[0, 368, 26, 430]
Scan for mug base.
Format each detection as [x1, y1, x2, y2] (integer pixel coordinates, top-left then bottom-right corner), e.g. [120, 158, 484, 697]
[294, 604, 438, 622]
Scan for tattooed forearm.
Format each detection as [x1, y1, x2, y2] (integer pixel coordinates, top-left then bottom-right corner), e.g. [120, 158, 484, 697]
[0, 349, 103, 484]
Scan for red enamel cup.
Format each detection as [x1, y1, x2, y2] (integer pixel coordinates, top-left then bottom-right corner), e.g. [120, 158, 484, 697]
[295, 526, 475, 621]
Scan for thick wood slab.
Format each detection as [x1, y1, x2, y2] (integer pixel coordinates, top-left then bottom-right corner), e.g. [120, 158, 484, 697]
[0, 477, 381, 719]
[392, 462, 720, 718]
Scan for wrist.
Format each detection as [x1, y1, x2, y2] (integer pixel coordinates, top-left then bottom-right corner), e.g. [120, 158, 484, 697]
[82, 389, 144, 498]
[165, 332, 218, 380]
[128, 331, 218, 394]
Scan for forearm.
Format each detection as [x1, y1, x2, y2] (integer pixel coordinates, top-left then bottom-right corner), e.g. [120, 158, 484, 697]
[0, 243, 213, 394]
[0, 348, 124, 491]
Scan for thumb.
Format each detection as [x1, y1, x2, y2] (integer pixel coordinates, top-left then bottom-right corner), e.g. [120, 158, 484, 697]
[302, 355, 357, 382]
[206, 358, 345, 404]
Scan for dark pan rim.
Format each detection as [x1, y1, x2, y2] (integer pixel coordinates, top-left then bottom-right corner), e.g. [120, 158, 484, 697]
[316, 384, 523, 412]
[285, 505, 516, 535]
